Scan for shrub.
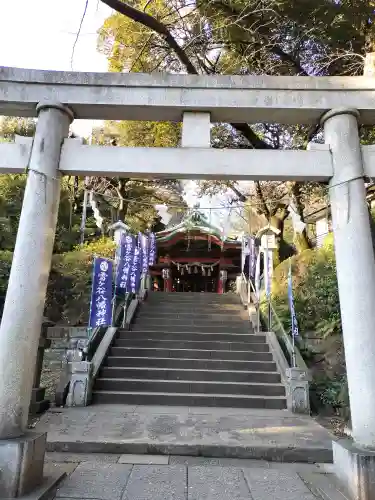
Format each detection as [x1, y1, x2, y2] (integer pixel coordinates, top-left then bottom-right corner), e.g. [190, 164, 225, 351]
[270, 238, 347, 416]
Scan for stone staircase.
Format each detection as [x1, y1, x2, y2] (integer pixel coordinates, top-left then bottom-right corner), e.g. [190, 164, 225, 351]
[92, 292, 287, 409]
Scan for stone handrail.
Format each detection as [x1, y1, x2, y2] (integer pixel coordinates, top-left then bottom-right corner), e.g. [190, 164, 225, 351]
[63, 273, 150, 407]
[237, 273, 310, 414]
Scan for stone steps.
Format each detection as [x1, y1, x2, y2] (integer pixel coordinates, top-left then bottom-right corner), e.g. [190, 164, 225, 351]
[135, 317, 248, 327]
[99, 366, 282, 384]
[109, 347, 273, 361]
[95, 378, 286, 397]
[114, 339, 270, 352]
[117, 331, 262, 342]
[131, 324, 250, 333]
[92, 390, 287, 409]
[93, 292, 287, 409]
[105, 356, 277, 371]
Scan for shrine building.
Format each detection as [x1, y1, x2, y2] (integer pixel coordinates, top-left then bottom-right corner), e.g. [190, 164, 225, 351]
[150, 210, 242, 293]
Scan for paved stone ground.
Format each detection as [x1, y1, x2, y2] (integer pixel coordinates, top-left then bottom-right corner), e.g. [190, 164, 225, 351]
[45, 453, 348, 500]
[34, 405, 334, 462]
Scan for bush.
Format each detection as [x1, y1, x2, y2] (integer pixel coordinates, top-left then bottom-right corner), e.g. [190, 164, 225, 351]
[0, 238, 116, 325]
[47, 238, 116, 325]
[270, 237, 347, 416]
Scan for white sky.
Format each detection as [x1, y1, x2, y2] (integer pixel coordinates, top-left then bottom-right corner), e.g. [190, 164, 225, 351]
[0, 0, 241, 228]
[0, 0, 111, 136]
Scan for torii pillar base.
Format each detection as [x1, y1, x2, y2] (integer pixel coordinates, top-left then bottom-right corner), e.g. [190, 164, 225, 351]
[0, 432, 65, 498]
[333, 440, 375, 500]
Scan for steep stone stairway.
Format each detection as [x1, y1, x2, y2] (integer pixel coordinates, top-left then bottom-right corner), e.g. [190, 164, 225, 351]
[92, 292, 287, 409]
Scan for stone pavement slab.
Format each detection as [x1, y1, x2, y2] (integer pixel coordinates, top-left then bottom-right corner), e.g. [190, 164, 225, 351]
[50, 459, 348, 500]
[123, 465, 186, 500]
[188, 466, 250, 500]
[55, 462, 132, 499]
[244, 468, 317, 500]
[35, 404, 334, 463]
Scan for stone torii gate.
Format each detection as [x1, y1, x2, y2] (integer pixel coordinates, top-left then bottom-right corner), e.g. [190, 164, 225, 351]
[1, 67, 375, 498]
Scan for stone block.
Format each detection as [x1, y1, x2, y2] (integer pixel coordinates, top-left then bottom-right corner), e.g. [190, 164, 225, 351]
[66, 361, 92, 407]
[333, 438, 375, 500]
[286, 367, 310, 414]
[0, 432, 46, 498]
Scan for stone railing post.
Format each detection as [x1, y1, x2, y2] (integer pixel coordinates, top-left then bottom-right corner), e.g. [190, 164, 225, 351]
[0, 102, 73, 498]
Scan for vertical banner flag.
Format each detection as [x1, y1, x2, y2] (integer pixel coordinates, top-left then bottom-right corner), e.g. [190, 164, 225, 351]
[255, 250, 261, 301]
[139, 233, 149, 274]
[249, 237, 257, 279]
[288, 260, 299, 337]
[264, 249, 273, 298]
[241, 236, 248, 273]
[148, 232, 157, 266]
[89, 257, 113, 327]
[129, 245, 142, 293]
[116, 234, 135, 291]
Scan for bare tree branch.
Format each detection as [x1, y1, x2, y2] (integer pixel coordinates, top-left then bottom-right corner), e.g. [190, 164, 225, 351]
[255, 181, 270, 217]
[101, 0, 199, 74]
[100, 0, 273, 151]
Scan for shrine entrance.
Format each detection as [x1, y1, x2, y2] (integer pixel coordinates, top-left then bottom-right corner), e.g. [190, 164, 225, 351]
[172, 262, 218, 293]
[3, 67, 375, 498]
[150, 210, 241, 293]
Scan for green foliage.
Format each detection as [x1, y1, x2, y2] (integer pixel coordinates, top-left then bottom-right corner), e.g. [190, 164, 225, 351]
[0, 117, 36, 141]
[271, 245, 340, 337]
[47, 238, 116, 325]
[0, 251, 13, 315]
[310, 375, 348, 413]
[77, 237, 116, 259]
[269, 237, 350, 416]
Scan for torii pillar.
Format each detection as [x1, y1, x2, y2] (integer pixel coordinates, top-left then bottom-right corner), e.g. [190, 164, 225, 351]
[322, 108, 375, 500]
[0, 102, 73, 497]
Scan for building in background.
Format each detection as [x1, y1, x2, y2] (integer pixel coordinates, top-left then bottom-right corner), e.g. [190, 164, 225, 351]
[151, 210, 241, 293]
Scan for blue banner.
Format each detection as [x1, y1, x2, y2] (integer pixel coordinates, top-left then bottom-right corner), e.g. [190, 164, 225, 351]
[129, 245, 142, 293]
[116, 234, 135, 290]
[288, 260, 299, 337]
[89, 257, 113, 328]
[148, 233, 157, 266]
[138, 233, 149, 274]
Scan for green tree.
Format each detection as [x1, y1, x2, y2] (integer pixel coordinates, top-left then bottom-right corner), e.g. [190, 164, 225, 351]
[98, 0, 373, 260]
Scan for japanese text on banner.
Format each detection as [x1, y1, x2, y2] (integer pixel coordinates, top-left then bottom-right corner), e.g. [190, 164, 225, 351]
[129, 245, 142, 293]
[138, 233, 149, 274]
[148, 233, 157, 266]
[116, 234, 135, 291]
[89, 257, 113, 328]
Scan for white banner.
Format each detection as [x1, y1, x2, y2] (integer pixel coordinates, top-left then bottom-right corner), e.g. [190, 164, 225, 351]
[264, 248, 273, 298]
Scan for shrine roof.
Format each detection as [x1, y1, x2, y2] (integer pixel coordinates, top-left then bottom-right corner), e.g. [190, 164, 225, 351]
[156, 210, 240, 246]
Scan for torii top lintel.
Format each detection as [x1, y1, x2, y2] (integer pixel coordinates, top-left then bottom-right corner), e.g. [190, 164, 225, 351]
[2, 66, 375, 125]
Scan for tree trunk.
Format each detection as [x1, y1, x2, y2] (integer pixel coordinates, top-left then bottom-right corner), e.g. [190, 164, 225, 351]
[268, 214, 294, 267]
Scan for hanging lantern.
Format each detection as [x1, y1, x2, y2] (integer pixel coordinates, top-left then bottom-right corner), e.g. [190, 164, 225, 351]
[194, 266, 198, 274]
[220, 269, 228, 281]
[177, 263, 180, 272]
[202, 266, 206, 276]
[208, 268, 211, 276]
[181, 267, 184, 275]
[162, 268, 170, 280]
[188, 266, 191, 274]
